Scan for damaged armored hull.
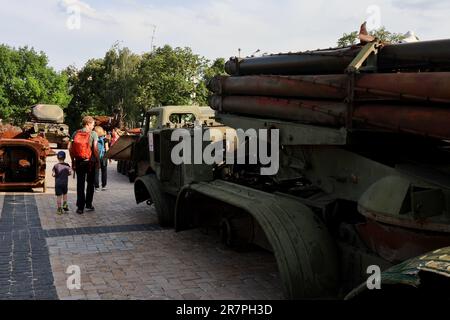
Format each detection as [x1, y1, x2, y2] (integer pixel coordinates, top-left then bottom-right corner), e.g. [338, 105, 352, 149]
[0, 125, 53, 192]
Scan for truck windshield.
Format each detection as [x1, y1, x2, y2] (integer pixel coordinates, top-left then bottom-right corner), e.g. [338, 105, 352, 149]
[169, 113, 196, 126]
[148, 114, 158, 129]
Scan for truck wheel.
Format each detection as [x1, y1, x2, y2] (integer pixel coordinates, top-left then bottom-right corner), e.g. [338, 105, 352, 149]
[146, 174, 175, 227]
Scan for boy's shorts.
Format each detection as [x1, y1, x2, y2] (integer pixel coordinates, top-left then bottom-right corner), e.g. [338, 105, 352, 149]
[55, 184, 68, 196]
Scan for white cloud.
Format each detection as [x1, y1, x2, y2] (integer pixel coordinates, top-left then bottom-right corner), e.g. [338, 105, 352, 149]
[58, 0, 116, 23]
[0, 0, 449, 70]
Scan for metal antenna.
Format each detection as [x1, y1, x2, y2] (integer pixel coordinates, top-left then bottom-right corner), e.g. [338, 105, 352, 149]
[150, 24, 157, 52]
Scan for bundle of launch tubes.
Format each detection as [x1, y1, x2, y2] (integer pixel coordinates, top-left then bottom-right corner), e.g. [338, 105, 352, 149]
[208, 37, 450, 140]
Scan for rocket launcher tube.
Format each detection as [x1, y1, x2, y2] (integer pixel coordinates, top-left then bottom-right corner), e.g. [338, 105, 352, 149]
[210, 95, 450, 140]
[226, 39, 450, 76]
[209, 73, 450, 103]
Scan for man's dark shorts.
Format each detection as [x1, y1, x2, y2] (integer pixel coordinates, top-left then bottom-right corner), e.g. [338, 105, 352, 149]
[55, 184, 68, 196]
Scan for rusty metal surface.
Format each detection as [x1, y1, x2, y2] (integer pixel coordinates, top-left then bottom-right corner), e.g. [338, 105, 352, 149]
[379, 39, 450, 71]
[210, 73, 450, 103]
[210, 95, 450, 140]
[225, 46, 361, 76]
[0, 139, 47, 190]
[209, 95, 347, 126]
[353, 104, 450, 140]
[226, 39, 450, 76]
[208, 75, 347, 99]
[355, 219, 450, 263]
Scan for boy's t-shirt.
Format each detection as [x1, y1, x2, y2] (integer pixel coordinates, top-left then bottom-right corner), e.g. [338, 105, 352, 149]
[53, 163, 72, 186]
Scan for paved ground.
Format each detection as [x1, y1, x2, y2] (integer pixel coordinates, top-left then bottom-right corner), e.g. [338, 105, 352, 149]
[0, 153, 283, 300]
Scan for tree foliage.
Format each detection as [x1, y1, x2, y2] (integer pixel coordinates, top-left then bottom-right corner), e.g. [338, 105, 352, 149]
[0, 42, 226, 131]
[0, 45, 71, 124]
[67, 44, 225, 130]
[337, 26, 406, 47]
[65, 44, 140, 130]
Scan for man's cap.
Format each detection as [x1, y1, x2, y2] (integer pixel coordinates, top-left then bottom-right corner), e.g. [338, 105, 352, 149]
[57, 151, 66, 159]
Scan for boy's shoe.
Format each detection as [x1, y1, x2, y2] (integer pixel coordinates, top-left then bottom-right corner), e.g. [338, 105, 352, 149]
[101, 187, 107, 191]
[62, 202, 69, 212]
[86, 206, 95, 211]
[76, 209, 84, 214]
[57, 207, 64, 215]
[95, 188, 100, 192]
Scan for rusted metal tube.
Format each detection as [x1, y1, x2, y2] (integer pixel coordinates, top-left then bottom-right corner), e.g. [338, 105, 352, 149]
[225, 47, 361, 76]
[354, 104, 450, 140]
[378, 39, 450, 71]
[226, 39, 450, 76]
[210, 95, 450, 140]
[209, 95, 347, 126]
[208, 75, 347, 99]
[209, 73, 450, 103]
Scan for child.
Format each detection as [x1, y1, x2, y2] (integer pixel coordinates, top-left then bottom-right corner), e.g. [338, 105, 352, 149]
[52, 151, 72, 215]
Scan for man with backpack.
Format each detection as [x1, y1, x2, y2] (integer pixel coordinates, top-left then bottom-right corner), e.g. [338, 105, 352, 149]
[68, 116, 100, 214]
[94, 126, 109, 191]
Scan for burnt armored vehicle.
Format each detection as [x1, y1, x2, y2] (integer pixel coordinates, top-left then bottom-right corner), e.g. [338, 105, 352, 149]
[22, 104, 70, 149]
[0, 125, 51, 192]
[109, 36, 450, 299]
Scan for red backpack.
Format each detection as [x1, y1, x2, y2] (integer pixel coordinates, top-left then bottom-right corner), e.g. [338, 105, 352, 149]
[72, 130, 92, 160]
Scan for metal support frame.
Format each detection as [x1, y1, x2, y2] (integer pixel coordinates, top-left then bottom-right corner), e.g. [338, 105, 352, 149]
[345, 41, 382, 130]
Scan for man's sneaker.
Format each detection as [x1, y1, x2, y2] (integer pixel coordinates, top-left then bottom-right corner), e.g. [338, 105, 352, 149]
[95, 188, 100, 192]
[76, 209, 84, 214]
[62, 202, 69, 212]
[86, 206, 95, 211]
[101, 187, 107, 191]
[57, 207, 64, 215]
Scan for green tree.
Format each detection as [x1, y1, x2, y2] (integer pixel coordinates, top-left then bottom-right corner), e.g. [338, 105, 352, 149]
[337, 26, 406, 47]
[0, 45, 71, 124]
[135, 45, 208, 111]
[67, 44, 225, 130]
[196, 57, 226, 105]
[66, 44, 140, 130]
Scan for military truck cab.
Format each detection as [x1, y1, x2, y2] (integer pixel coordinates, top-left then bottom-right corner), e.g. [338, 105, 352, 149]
[107, 105, 219, 226]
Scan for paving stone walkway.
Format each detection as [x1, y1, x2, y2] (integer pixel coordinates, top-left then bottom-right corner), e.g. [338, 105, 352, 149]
[0, 154, 284, 300]
[0, 194, 57, 300]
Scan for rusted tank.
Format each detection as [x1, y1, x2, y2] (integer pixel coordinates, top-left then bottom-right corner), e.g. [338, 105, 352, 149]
[0, 124, 54, 192]
[0, 139, 47, 192]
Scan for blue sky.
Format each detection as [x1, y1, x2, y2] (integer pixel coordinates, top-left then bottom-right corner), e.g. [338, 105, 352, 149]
[1, 0, 449, 71]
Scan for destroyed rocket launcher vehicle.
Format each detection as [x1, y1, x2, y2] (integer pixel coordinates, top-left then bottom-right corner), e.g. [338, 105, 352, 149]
[22, 104, 70, 149]
[107, 35, 450, 299]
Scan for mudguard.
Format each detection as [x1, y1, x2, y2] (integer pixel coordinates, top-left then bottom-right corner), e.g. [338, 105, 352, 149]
[175, 180, 339, 299]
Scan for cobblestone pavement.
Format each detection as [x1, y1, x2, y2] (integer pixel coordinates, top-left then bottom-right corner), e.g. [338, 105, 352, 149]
[0, 153, 284, 300]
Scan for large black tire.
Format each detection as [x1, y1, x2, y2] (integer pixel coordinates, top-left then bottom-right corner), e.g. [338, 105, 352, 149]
[146, 174, 175, 227]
